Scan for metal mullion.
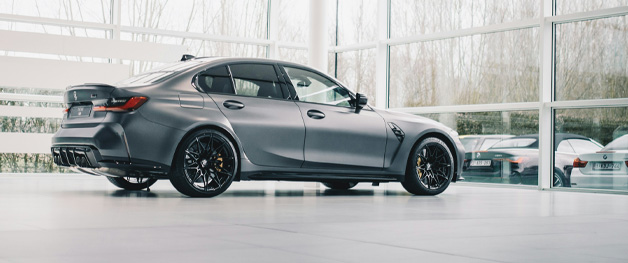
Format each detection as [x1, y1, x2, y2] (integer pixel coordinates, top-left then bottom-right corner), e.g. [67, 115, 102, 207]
[330, 42, 378, 53]
[390, 102, 541, 115]
[0, 13, 115, 31]
[275, 42, 308, 50]
[549, 98, 628, 109]
[0, 93, 63, 103]
[386, 18, 540, 46]
[550, 6, 628, 24]
[538, 0, 554, 190]
[120, 26, 273, 46]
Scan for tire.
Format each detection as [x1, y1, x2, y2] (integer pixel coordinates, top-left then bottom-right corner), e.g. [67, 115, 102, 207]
[107, 176, 157, 190]
[322, 182, 357, 190]
[169, 129, 238, 197]
[401, 137, 454, 195]
[553, 169, 566, 187]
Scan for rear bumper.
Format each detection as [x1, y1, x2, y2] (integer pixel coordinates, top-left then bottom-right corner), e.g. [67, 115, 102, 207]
[52, 123, 129, 163]
[51, 115, 178, 176]
[570, 169, 628, 190]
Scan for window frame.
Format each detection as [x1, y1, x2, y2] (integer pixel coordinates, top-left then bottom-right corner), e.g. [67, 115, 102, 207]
[192, 62, 291, 101]
[279, 64, 370, 111]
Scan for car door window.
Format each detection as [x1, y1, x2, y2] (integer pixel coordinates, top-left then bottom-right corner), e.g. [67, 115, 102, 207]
[195, 66, 235, 94]
[568, 139, 602, 154]
[229, 64, 283, 99]
[283, 66, 351, 107]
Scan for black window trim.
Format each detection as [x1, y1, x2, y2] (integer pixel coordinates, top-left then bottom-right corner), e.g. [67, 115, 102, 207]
[279, 64, 372, 111]
[193, 62, 292, 101]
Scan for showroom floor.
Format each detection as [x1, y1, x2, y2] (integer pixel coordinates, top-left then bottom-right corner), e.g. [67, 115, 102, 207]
[0, 174, 627, 263]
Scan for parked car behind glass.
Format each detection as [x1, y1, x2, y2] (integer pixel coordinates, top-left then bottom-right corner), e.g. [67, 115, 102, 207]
[571, 134, 628, 190]
[462, 133, 602, 187]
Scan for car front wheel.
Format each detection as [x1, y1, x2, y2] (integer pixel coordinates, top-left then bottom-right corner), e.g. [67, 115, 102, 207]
[401, 137, 454, 195]
[169, 129, 238, 197]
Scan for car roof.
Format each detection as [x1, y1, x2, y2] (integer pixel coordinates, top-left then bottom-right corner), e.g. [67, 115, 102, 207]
[500, 133, 592, 149]
[187, 56, 347, 88]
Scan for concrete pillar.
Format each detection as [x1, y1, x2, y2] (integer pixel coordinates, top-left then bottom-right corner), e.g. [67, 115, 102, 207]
[308, 0, 329, 72]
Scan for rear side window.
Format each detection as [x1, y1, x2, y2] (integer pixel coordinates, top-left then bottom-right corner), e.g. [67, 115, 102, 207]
[196, 66, 235, 94]
[229, 64, 284, 99]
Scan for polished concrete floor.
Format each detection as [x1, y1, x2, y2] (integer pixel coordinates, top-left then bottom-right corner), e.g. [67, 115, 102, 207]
[0, 174, 627, 263]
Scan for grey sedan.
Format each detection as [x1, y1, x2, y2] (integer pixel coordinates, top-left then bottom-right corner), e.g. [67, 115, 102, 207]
[52, 56, 464, 197]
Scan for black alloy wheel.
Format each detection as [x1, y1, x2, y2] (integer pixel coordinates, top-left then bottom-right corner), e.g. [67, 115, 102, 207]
[107, 176, 157, 190]
[170, 129, 238, 197]
[402, 137, 454, 195]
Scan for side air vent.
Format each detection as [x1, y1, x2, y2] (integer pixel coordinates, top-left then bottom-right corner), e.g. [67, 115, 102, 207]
[388, 122, 405, 142]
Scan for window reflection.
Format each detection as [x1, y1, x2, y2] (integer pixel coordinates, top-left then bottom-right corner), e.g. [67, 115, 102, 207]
[389, 28, 539, 108]
[557, 108, 628, 190]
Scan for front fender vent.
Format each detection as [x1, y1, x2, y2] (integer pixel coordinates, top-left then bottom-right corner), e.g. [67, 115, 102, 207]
[388, 122, 405, 142]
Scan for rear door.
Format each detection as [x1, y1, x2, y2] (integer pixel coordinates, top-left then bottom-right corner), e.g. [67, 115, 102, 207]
[280, 65, 387, 170]
[200, 63, 305, 168]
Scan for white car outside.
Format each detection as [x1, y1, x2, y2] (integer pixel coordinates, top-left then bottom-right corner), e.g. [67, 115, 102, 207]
[571, 135, 628, 190]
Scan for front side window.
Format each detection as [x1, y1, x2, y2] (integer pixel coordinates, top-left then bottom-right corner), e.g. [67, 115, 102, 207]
[229, 64, 284, 99]
[283, 66, 351, 107]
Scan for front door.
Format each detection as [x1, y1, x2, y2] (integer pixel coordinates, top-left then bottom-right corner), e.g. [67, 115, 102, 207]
[281, 65, 387, 170]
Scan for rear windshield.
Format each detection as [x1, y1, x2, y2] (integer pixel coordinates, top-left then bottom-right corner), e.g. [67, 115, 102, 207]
[602, 135, 628, 151]
[490, 138, 536, 149]
[117, 60, 204, 86]
[459, 137, 479, 152]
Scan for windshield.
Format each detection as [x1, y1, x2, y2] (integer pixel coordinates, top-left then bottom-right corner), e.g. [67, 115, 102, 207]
[602, 134, 628, 151]
[490, 138, 536, 149]
[117, 60, 204, 86]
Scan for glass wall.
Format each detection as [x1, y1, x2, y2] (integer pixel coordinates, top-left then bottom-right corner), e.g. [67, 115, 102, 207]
[420, 111, 540, 186]
[335, 49, 377, 104]
[390, 0, 539, 37]
[389, 28, 539, 107]
[556, 108, 628, 190]
[555, 15, 628, 101]
[553, 13, 628, 191]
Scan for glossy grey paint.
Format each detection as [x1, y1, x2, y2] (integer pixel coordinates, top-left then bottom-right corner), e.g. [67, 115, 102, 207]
[52, 57, 464, 183]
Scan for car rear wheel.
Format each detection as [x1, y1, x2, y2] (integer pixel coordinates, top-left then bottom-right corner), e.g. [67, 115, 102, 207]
[402, 137, 454, 195]
[322, 182, 357, 190]
[553, 170, 566, 187]
[106, 176, 157, 190]
[169, 129, 238, 197]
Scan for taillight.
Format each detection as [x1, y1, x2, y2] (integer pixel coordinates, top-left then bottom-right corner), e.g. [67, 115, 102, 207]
[93, 97, 148, 112]
[506, 157, 526, 164]
[573, 158, 588, 168]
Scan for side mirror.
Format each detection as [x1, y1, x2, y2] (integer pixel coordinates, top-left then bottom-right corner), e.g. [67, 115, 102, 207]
[354, 93, 368, 113]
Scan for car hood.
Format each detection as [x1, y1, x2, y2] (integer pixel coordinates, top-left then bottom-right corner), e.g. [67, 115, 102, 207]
[375, 108, 453, 131]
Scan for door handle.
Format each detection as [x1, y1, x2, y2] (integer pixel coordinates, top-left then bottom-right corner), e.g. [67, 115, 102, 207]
[307, 110, 325, 119]
[223, 100, 245, 110]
